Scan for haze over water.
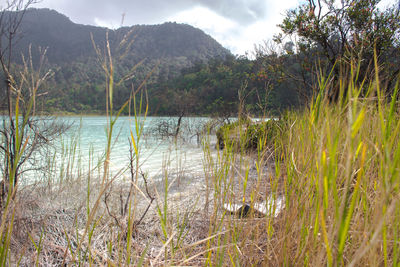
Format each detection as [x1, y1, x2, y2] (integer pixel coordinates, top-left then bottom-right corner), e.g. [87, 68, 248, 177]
[20, 116, 216, 183]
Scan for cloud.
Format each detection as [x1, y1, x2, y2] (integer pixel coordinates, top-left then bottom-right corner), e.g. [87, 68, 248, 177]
[36, 0, 269, 26]
[34, 0, 300, 54]
[197, 0, 268, 25]
[168, 0, 298, 55]
[168, 6, 242, 52]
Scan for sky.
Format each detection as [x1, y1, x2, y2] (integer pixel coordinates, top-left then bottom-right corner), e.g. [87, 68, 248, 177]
[27, 0, 400, 55]
[30, 0, 300, 55]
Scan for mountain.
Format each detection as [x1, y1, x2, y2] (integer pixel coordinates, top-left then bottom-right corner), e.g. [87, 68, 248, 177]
[14, 8, 230, 64]
[4, 8, 231, 113]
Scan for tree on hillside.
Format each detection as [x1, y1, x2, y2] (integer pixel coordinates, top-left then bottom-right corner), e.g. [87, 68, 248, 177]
[276, 0, 400, 99]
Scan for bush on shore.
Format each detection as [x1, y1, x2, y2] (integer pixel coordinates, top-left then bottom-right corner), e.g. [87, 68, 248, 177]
[216, 118, 283, 150]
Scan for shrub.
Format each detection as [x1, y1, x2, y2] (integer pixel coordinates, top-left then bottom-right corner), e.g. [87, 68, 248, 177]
[216, 118, 282, 150]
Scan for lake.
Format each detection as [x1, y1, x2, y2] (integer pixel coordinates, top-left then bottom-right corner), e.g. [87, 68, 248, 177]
[6, 116, 218, 184]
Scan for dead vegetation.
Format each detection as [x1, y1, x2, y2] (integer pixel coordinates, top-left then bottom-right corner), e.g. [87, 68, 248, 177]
[7, 148, 280, 266]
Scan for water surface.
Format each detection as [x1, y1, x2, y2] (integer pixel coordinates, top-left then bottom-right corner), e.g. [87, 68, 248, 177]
[55, 116, 214, 180]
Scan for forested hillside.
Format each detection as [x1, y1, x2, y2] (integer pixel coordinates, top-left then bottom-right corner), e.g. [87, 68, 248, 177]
[4, 8, 234, 114]
[15, 9, 229, 64]
[1, 8, 306, 116]
[7, 4, 397, 117]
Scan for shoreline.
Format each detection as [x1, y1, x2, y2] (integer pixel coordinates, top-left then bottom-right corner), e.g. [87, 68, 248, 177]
[12, 149, 279, 265]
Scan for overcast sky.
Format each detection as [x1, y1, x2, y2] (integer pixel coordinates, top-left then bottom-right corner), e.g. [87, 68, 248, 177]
[30, 0, 399, 55]
[29, 0, 298, 55]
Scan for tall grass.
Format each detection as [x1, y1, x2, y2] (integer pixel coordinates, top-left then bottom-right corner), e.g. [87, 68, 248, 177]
[267, 63, 400, 265]
[2, 49, 400, 266]
[183, 60, 400, 265]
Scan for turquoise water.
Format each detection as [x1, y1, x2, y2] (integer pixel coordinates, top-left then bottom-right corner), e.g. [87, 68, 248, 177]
[52, 116, 214, 180]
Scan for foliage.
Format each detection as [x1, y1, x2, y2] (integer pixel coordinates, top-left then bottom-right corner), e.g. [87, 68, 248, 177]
[269, 67, 400, 265]
[2, 2, 400, 264]
[0, 2, 69, 205]
[151, 55, 301, 117]
[216, 118, 283, 150]
[2, 8, 229, 114]
[0, 1, 68, 264]
[276, 0, 400, 99]
[2, 8, 304, 116]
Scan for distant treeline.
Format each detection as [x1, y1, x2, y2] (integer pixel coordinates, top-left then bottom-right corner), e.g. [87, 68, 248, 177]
[2, 3, 399, 117]
[36, 53, 302, 117]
